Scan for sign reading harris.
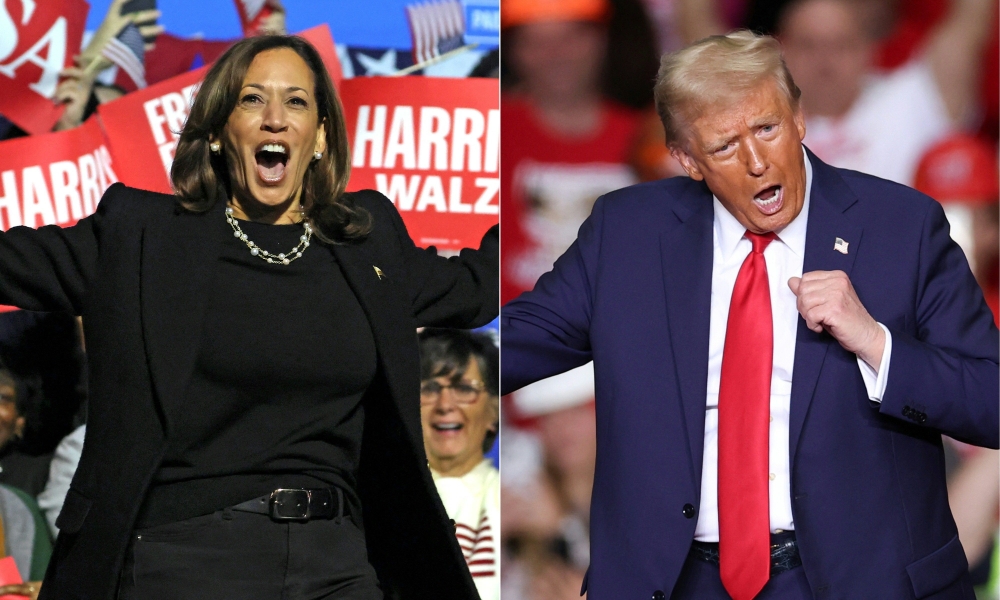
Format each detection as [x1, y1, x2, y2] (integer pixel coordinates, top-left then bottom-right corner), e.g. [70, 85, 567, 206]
[96, 24, 343, 194]
[0, 116, 117, 231]
[0, 115, 115, 312]
[341, 76, 499, 252]
[0, 0, 89, 134]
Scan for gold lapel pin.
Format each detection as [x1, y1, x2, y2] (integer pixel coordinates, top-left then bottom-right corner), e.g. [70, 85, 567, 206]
[373, 266, 385, 280]
[834, 237, 849, 255]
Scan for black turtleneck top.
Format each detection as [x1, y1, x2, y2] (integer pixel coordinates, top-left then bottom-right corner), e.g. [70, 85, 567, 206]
[137, 216, 377, 527]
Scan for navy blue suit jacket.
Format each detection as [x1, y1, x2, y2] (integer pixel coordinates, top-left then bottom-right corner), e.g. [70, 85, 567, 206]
[501, 150, 999, 599]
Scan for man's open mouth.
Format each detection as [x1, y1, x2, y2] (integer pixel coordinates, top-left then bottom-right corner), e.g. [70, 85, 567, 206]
[255, 142, 289, 184]
[753, 185, 783, 215]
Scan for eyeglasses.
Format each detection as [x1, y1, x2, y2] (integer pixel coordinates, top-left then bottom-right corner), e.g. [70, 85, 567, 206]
[420, 380, 486, 405]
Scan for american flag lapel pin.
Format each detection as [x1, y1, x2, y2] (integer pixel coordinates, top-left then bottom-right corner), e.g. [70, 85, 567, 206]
[373, 266, 385, 280]
[834, 237, 849, 254]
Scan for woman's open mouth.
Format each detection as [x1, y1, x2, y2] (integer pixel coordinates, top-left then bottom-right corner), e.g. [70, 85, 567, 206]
[432, 422, 464, 436]
[254, 142, 289, 184]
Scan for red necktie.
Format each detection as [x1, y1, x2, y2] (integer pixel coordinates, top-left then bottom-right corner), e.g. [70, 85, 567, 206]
[718, 230, 776, 600]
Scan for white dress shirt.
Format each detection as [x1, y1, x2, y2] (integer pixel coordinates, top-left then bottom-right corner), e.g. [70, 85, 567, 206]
[694, 148, 892, 542]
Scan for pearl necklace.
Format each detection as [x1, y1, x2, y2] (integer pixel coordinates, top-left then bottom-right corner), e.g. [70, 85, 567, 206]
[225, 206, 312, 265]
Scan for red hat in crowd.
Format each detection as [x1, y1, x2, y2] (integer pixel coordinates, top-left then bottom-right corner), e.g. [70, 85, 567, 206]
[501, 0, 610, 29]
[914, 134, 999, 204]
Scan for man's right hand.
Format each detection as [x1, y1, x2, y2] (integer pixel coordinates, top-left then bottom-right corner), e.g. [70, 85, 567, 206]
[788, 270, 886, 371]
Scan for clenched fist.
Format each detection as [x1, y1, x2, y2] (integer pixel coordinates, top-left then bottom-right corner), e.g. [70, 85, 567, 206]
[788, 270, 885, 370]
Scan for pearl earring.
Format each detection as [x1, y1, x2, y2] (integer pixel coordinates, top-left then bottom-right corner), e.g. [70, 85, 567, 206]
[210, 141, 221, 153]
[314, 151, 322, 160]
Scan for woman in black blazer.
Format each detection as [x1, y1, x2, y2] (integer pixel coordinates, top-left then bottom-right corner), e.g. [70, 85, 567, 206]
[0, 35, 495, 600]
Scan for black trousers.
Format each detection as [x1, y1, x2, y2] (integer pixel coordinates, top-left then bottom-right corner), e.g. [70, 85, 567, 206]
[117, 508, 382, 600]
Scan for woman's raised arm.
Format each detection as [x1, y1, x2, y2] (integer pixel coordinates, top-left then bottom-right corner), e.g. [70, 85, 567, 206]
[0, 182, 125, 313]
[367, 190, 498, 329]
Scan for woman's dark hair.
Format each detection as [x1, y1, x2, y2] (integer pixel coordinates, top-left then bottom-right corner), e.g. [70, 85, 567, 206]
[171, 35, 371, 243]
[418, 329, 499, 453]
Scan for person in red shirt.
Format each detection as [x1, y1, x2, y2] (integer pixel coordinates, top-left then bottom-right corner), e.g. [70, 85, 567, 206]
[501, 0, 654, 304]
[914, 134, 1000, 325]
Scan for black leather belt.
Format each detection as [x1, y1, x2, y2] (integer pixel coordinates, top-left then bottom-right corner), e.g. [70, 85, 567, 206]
[231, 488, 345, 522]
[690, 531, 801, 575]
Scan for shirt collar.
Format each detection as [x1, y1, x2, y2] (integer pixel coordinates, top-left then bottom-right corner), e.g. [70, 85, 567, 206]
[713, 146, 812, 259]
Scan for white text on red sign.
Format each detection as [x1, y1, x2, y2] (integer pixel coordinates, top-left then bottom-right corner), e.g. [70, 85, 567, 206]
[143, 83, 202, 181]
[0, 146, 118, 230]
[352, 105, 499, 214]
[0, 6, 67, 98]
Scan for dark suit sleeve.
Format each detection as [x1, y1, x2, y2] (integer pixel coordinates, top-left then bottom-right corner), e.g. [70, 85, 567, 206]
[500, 196, 605, 395]
[0, 182, 125, 314]
[877, 199, 1000, 448]
[374, 192, 498, 329]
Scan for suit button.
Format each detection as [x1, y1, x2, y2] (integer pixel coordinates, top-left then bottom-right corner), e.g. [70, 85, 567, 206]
[682, 504, 696, 519]
[652, 591, 666, 600]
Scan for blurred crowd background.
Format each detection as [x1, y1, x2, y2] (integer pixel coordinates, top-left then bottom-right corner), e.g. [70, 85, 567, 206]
[499, 0, 1000, 598]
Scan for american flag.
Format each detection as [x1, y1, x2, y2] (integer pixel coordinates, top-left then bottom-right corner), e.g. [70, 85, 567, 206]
[406, 0, 466, 65]
[456, 512, 495, 578]
[102, 23, 147, 91]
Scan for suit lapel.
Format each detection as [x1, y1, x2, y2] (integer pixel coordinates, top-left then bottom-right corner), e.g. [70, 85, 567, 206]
[140, 201, 225, 436]
[788, 150, 863, 468]
[660, 181, 715, 486]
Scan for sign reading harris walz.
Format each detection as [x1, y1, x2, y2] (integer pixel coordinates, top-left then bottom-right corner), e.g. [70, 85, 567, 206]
[462, 0, 499, 48]
[342, 76, 499, 254]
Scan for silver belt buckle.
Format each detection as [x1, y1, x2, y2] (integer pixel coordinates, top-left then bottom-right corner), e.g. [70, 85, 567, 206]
[269, 488, 311, 521]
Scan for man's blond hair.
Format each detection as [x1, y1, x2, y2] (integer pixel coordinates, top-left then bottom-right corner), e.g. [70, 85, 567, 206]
[654, 30, 801, 147]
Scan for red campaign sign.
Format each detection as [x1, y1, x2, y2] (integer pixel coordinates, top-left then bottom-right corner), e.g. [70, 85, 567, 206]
[98, 25, 343, 194]
[0, 0, 89, 135]
[0, 115, 117, 231]
[341, 77, 499, 252]
[0, 115, 115, 313]
[0, 555, 23, 600]
[304, 24, 343, 89]
[97, 65, 208, 194]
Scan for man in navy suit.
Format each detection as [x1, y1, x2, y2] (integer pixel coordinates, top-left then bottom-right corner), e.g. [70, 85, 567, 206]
[501, 31, 999, 600]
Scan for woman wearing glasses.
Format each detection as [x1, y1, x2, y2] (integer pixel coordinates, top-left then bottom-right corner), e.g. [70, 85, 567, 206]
[418, 329, 500, 600]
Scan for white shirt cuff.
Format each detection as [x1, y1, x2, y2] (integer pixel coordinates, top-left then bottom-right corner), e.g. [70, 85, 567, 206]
[857, 323, 892, 402]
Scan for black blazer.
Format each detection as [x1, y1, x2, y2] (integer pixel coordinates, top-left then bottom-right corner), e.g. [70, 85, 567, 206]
[0, 183, 497, 600]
